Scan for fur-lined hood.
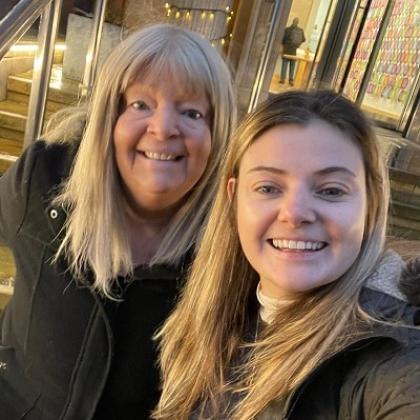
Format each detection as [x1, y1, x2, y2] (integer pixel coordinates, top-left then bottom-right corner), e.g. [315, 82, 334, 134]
[361, 250, 420, 326]
[400, 258, 420, 306]
[364, 250, 420, 305]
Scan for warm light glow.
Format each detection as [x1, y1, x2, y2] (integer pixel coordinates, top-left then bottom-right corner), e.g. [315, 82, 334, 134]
[175, 11, 180, 18]
[167, 9, 171, 16]
[226, 6, 230, 11]
[201, 11, 206, 19]
[210, 12, 214, 20]
[230, 33, 233, 38]
[186, 11, 190, 18]
[227, 16, 231, 22]
[221, 39, 226, 45]
[49, 66, 63, 90]
[9, 43, 67, 53]
[165, 2, 170, 8]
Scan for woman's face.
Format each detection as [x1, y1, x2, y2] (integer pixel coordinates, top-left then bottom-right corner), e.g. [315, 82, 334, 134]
[113, 79, 212, 214]
[228, 120, 367, 299]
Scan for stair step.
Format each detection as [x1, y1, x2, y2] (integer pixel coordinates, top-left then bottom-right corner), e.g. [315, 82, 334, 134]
[391, 200, 420, 222]
[7, 91, 69, 113]
[0, 126, 24, 141]
[0, 243, 15, 299]
[389, 215, 420, 240]
[0, 108, 26, 132]
[7, 68, 80, 106]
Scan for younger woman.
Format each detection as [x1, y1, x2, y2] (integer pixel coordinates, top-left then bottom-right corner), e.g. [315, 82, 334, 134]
[155, 91, 420, 419]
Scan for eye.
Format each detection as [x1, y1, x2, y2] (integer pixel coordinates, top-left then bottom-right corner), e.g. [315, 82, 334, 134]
[130, 100, 149, 111]
[183, 109, 203, 120]
[256, 185, 280, 195]
[317, 187, 347, 199]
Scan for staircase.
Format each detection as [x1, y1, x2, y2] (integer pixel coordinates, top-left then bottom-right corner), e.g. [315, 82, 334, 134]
[0, 64, 79, 174]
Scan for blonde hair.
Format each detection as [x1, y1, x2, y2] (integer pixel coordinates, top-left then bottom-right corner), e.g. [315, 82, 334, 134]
[155, 91, 390, 419]
[46, 24, 236, 296]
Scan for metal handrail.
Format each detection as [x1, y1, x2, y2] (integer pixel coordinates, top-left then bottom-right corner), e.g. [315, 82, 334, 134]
[81, 0, 108, 98]
[24, 0, 62, 148]
[0, 0, 108, 147]
[0, 0, 52, 61]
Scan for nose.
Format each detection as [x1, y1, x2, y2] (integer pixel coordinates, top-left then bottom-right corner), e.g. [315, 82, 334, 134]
[277, 188, 316, 227]
[147, 105, 180, 141]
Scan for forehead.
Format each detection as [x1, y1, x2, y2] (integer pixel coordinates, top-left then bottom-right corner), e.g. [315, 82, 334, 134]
[240, 120, 365, 177]
[124, 56, 209, 102]
[124, 77, 208, 105]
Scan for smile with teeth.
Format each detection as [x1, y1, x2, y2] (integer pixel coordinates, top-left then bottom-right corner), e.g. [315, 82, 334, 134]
[270, 239, 327, 251]
[141, 151, 180, 161]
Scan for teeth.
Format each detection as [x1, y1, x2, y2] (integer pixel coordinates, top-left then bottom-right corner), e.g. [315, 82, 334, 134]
[272, 239, 325, 251]
[144, 151, 176, 161]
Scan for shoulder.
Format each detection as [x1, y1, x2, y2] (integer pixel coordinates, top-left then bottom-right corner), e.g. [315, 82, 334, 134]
[362, 250, 420, 325]
[28, 140, 79, 183]
[0, 140, 79, 243]
[343, 336, 420, 418]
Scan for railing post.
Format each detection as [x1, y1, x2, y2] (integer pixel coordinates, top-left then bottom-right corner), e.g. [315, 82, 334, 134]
[23, 0, 63, 148]
[0, 0, 51, 61]
[80, 0, 108, 99]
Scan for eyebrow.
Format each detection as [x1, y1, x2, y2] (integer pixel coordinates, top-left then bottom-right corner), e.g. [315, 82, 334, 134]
[247, 166, 357, 177]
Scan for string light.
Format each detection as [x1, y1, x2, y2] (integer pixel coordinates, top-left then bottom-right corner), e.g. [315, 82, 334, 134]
[164, 3, 234, 47]
[164, 4, 233, 18]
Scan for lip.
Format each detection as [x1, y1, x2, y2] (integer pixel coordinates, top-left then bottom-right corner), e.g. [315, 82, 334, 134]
[137, 150, 184, 161]
[268, 242, 329, 261]
[267, 238, 329, 258]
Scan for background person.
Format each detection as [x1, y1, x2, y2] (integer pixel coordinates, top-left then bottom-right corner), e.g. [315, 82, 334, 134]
[280, 18, 306, 86]
[0, 23, 236, 420]
[154, 91, 420, 420]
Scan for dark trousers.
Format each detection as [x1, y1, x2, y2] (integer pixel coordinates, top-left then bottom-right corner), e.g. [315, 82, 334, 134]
[280, 57, 296, 83]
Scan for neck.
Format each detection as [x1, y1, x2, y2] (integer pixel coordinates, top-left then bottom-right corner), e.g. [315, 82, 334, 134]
[256, 283, 294, 324]
[125, 202, 176, 265]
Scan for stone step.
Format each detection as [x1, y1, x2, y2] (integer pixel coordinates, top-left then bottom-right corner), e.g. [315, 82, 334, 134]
[7, 68, 80, 106]
[0, 108, 26, 133]
[7, 91, 69, 113]
[0, 243, 15, 309]
[389, 215, 420, 240]
[0, 137, 22, 174]
[0, 126, 23, 141]
[391, 200, 420, 222]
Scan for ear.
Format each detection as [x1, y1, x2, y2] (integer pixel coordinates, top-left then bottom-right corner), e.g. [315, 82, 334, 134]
[227, 177, 237, 203]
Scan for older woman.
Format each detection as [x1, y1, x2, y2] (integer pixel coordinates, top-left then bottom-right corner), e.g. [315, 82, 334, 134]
[155, 91, 420, 420]
[0, 24, 236, 419]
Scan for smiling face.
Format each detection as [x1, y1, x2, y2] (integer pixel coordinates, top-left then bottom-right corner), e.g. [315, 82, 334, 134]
[228, 120, 367, 299]
[113, 79, 212, 215]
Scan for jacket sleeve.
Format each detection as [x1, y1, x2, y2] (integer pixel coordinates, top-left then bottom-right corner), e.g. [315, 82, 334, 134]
[0, 142, 42, 245]
[364, 344, 420, 419]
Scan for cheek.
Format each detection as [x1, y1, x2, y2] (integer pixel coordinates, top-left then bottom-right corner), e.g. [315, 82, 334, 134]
[189, 129, 212, 170]
[113, 114, 142, 149]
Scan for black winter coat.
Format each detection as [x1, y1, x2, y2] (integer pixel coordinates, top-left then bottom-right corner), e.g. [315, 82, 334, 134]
[256, 252, 420, 420]
[193, 252, 420, 420]
[0, 141, 187, 419]
[282, 25, 305, 56]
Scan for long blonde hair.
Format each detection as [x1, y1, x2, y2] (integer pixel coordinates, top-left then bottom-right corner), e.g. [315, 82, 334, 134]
[154, 91, 390, 419]
[45, 24, 236, 296]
